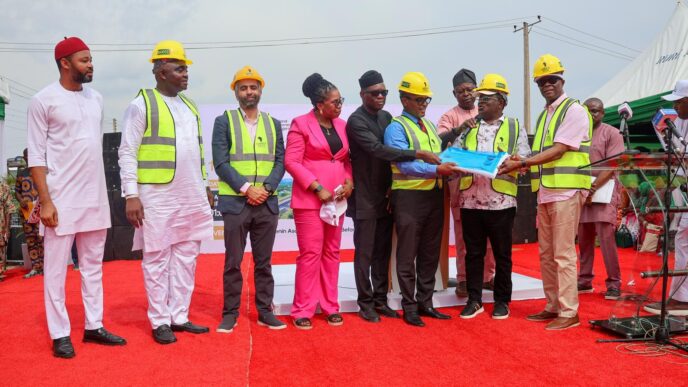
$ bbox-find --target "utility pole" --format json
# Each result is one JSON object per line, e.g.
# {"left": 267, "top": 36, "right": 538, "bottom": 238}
{"left": 514, "top": 16, "right": 541, "bottom": 135}
{"left": 112, "top": 118, "right": 117, "bottom": 133}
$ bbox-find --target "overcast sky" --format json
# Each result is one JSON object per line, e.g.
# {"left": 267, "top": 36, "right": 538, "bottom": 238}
{"left": 0, "top": 0, "right": 681, "bottom": 159}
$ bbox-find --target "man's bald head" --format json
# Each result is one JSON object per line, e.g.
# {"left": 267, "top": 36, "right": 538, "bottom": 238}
{"left": 584, "top": 97, "right": 605, "bottom": 129}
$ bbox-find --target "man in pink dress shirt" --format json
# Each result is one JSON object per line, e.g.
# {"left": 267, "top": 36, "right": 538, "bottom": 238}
{"left": 437, "top": 69, "right": 495, "bottom": 297}
{"left": 577, "top": 98, "right": 624, "bottom": 300}
{"left": 499, "top": 54, "right": 591, "bottom": 331}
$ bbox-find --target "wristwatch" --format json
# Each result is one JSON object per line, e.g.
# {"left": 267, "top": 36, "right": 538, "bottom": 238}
{"left": 264, "top": 183, "right": 274, "bottom": 195}
{"left": 314, "top": 184, "right": 323, "bottom": 193}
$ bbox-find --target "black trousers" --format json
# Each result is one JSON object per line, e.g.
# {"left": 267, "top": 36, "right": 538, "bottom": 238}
{"left": 352, "top": 215, "right": 393, "bottom": 311}
{"left": 460, "top": 207, "right": 515, "bottom": 304}
{"left": 391, "top": 188, "right": 444, "bottom": 312}
{"left": 222, "top": 204, "right": 278, "bottom": 317}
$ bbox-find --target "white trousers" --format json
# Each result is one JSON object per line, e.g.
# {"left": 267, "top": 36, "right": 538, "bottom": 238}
{"left": 43, "top": 228, "right": 107, "bottom": 339}
{"left": 142, "top": 240, "right": 200, "bottom": 329}
{"left": 671, "top": 216, "right": 688, "bottom": 302}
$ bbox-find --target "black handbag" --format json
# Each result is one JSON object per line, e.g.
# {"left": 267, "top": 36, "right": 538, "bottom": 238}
{"left": 615, "top": 224, "right": 635, "bottom": 248}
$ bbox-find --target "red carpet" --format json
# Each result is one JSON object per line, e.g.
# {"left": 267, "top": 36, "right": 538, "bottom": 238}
{"left": 0, "top": 244, "right": 686, "bottom": 386}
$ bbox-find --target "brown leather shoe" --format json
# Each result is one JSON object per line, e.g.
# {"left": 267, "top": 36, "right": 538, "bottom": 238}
{"left": 525, "top": 310, "right": 558, "bottom": 321}
{"left": 545, "top": 315, "right": 580, "bottom": 330}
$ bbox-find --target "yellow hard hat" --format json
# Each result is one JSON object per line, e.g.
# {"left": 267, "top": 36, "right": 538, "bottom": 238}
{"left": 474, "top": 73, "right": 510, "bottom": 95}
{"left": 533, "top": 54, "right": 564, "bottom": 79}
{"left": 149, "top": 40, "right": 193, "bottom": 65}
{"left": 398, "top": 72, "right": 433, "bottom": 97}
{"left": 230, "top": 66, "right": 265, "bottom": 90}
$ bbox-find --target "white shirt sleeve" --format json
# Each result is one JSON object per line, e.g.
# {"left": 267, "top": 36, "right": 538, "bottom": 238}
{"left": 118, "top": 97, "right": 146, "bottom": 196}
{"left": 26, "top": 96, "right": 48, "bottom": 168}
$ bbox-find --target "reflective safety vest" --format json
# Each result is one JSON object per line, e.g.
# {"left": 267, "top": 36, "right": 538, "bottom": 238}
{"left": 459, "top": 118, "right": 519, "bottom": 197}
{"left": 137, "top": 88, "right": 207, "bottom": 184}
{"left": 217, "top": 110, "right": 277, "bottom": 196}
{"left": 390, "top": 115, "right": 443, "bottom": 190}
{"left": 530, "top": 98, "right": 592, "bottom": 192}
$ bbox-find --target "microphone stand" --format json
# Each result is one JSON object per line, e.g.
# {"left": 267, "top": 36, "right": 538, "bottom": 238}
{"left": 619, "top": 115, "right": 639, "bottom": 154}
{"left": 654, "top": 127, "right": 687, "bottom": 351}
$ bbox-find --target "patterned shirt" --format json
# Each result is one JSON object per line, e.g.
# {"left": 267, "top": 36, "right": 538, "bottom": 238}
{"left": 0, "top": 180, "right": 17, "bottom": 243}
{"left": 459, "top": 116, "right": 531, "bottom": 210}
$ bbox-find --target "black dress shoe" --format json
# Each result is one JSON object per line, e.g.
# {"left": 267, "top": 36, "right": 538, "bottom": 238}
{"left": 403, "top": 311, "right": 425, "bottom": 327}
{"left": 153, "top": 324, "right": 177, "bottom": 344}
{"left": 418, "top": 307, "right": 451, "bottom": 320}
{"left": 375, "top": 305, "right": 400, "bottom": 318}
{"left": 83, "top": 327, "right": 127, "bottom": 345}
{"left": 53, "top": 336, "right": 75, "bottom": 359}
{"left": 171, "top": 321, "right": 210, "bottom": 334}
{"left": 358, "top": 309, "right": 381, "bottom": 323}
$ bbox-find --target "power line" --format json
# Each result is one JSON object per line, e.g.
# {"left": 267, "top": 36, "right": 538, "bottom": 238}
{"left": 542, "top": 16, "right": 641, "bottom": 54}
{"left": 4, "top": 76, "right": 39, "bottom": 93}
{"left": 0, "top": 16, "right": 536, "bottom": 48}
{"left": 531, "top": 30, "right": 633, "bottom": 61}
{"left": 537, "top": 26, "right": 635, "bottom": 60}
{"left": 0, "top": 20, "right": 530, "bottom": 53}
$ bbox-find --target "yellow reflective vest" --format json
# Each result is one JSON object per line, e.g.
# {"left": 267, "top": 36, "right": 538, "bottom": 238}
{"left": 137, "top": 88, "right": 207, "bottom": 184}
{"left": 217, "top": 110, "right": 277, "bottom": 196}
{"left": 530, "top": 97, "right": 592, "bottom": 192}
{"left": 459, "top": 117, "right": 519, "bottom": 197}
{"left": 390, "top": 115, "right": 443, "bottom": 190}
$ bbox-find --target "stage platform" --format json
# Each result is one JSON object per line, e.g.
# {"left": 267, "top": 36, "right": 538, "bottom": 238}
{"left": 272, "top": 257, "right": 545, "bottom": 315}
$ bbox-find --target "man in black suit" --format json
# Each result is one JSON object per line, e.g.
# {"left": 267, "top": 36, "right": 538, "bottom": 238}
{"left": 346, "top": 70, "right": 440, "bottom": 322}
{"left": 212, "top": 66, "right": 285, "bottom": 332}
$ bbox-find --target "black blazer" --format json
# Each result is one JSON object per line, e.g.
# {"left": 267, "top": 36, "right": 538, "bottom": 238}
{"left": 211, "top": 111, "right": 285, "bottom": 215}
{"left": 345, "top": 106, "right": 416, "bottom": 220}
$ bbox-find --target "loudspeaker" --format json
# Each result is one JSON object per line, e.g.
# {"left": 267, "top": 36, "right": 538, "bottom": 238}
{"left": 6, "top": 222, "right": 25, "bottom": 264}
{"left": 103, "top": 132, "right": 122, "bottom": 152}
{"left": 105, "top": 170, "right": 121, "bottom": 191}
{"left": 109, "top": 190, "right": 129, "bottom": 227}
{"left": 513, "top": 183, "right": 537, "bottom": 244}
{"left": 103, "top": 150, "right": 119, "bottom": 171}
{"left": 103, "top": 226, "right": 141, "bottom": 261}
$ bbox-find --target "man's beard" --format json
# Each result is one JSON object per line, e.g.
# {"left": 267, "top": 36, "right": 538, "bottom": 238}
{"left": 239, "top": 96, "right": 260, "bottom": 109}
{"left": 73, "top": 71, "right": 93, "bottom": 84}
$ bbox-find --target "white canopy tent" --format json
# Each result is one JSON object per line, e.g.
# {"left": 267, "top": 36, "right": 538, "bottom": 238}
{"left": 593, "top": 1, "right": 688, "bottom": 125}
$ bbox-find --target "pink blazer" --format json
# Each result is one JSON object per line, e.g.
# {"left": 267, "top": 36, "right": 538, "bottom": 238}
{"left": 285, "top": 110, "right": 352, "bottom": 210}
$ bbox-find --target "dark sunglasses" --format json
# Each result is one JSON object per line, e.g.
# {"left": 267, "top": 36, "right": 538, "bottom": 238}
{"left": 536, "top": 76, "right": 561, "bottom": 87}
{"left": 365, "top": 89, "right": 389, "bottom": 97}
{"left": 404, "top": 96, "right": 432, "bottom": 105}
{"left": 478, "top": 95, "right": 498, "bottom": 103}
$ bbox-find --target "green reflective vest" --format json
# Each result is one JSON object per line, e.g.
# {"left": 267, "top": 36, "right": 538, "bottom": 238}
{"left": 390, "top": 115, "right": 442, "bottom": 191}
{"left": 137, "top": 88, "right": 207, "bottom": 184}
{"left": 530, "top": 97, "right": 592, "bottom": 192}
{"left": 460, "top": 117, "right": 519, "bottom": 197}
{"left": 217, "top": 110, "right": 277, "bottom": 196}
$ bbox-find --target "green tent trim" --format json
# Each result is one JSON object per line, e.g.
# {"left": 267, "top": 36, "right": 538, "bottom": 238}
{"left": 603, "top": 91, "right": 673, "bottom": 127}
{"left": 0, "top": 100, "right": 5, "bottom": 120}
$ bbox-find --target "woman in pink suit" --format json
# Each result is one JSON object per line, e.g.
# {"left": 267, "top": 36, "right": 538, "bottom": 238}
{"left": 285, "top": 73, "right": 353, "bottom": 329}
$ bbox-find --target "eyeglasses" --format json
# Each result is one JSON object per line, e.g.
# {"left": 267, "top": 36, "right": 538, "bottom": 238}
{"left": 478, "top": 95, "right": 498, "bottom": 103}
{"left": 404, "top": 96, "right": 432, "bottom": 105}
{"left": 536, "top": 76, "right": 561, "bottom": 87}
{"left": 326, "top": 97, "right": 345, "bottom": 107}
{"left": 365, "top": 89, "right": 389, "bottom": 97}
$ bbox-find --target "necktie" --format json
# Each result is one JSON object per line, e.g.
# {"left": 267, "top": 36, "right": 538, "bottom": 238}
{"left": 418, "top": 118, "right": 427, "bottom": 133}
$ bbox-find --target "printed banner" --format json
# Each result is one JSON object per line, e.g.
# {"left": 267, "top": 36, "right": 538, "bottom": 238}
{"left": 199, "top": 103, "right": 451, "bottom": 253}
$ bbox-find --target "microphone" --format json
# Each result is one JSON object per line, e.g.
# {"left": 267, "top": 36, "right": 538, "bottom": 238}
{"left": 617, "top": 102, "right": 633, "bottom": 120}
{"left": 652, "top": 108, "right": 687, "bottom": 146}
{"left": 458, "top": 115, "right": 481, "bottom": 147}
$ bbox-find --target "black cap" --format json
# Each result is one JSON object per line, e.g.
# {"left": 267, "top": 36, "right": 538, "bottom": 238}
{"left": 358, "top": 70, "right": 384, "bottom": 89}
{"left": 452, "top": 69, "right": 476, "bottom": 87}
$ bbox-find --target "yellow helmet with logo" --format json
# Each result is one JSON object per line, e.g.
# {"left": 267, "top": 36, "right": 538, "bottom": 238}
{"left": 230, "top": 65, "right": 265, "bottom": 90}
{"left": 474, "top": 73, "right": 510, "bottom": 95}
{"left": 149, "top": 40, "right": 193, "bottom": 65}
{"left": 533, "top": 54, "right": 564, "bottom": 79}
{"left": 398, "top": 72, "right": 433, "bottom": 97}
